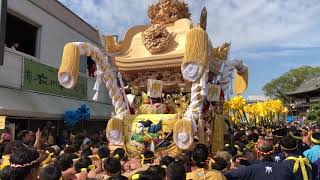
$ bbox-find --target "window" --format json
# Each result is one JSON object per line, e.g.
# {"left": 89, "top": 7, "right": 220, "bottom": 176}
{"left": 87, "top": 57, "right": 96, "bottom": 78}
{"left": 5, "top": 12, "right": 38, "bottom": 56}
{"left": 0, "top": 0, "right": 7, "bottom": 66}
{"left": 79, "top": 56, "right": 96, "bottom": 78}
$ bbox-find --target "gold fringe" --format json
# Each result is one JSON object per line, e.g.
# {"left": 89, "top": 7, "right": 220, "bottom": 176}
{"left": 173, "top": 119, "right": 193, "bottom": 150}
{"left": 183, "top": 27, "right": 208, "bottom": 68}
{"left": 126, "top": 143, "right": 143, "bottom": 158}
{"left": 155, "top": 144, "right": 182, "bottom": 158}
{"left": 58, "top": 43, "right": 80, "bottom": 89}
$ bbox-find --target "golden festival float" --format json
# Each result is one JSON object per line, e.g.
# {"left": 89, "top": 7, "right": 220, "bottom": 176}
{"left": 57, "top": 0, "right": 249, "bottom": 157}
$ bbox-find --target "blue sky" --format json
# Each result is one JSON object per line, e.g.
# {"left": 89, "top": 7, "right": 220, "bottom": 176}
{"left": 59, "top": 0, "right": 320, "bottom": 96}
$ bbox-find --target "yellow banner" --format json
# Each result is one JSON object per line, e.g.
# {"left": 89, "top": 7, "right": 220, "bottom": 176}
{"left": 207, "top": 84, "right": 221, "bottom": 101}
{"left": 0, "top": 116, "right": 6, "bottom": 129}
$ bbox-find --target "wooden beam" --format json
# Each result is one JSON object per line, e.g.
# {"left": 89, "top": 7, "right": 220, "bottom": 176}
{"left": 200, "top": 7, "right": 207, "bottom": 30}
{"left": 0, "top": 0, "right": 7, "bottom": 66}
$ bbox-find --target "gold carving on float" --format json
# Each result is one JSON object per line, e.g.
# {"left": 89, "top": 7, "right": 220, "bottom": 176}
{"left": 141, "top": 92, "right": 150, "bottom": 104}
{"left": 134, "top": 92, "right": 190, "bottom": 115}
{"left": 138, "top": 104, "right": 167, "bottom": 114}
{"left": 163, "top": 94, "right": 176, "bottom": 114}
{"left": 147, "top": 0, "right": 191, "bottom": 24}
{"left": 103, "top": 35, "right": 123, "bottom": 53}
{"left": 142, "top": 24, "right": 171, "bottom": 53}
{"left": 212, "top": 42, "right": 231, "bottom": 61}
{"left": 130, "top": 70, "right": 187, "bottom": 92}
{"left": 174, "top": 94, "right": 189, "bottom": 116}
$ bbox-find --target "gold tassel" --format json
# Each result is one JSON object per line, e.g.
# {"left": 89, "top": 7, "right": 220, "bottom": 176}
{"left": 173, "top": 119, "right": 194, "bottom": 150}
{"left": 183, "top": 27, "right": 208, "bottom": 69}
{"left": 58, "top": 43, "right": 80, "bottom": 89}
{"left": 106, "top": 118, "right": 124, "bottom": 145}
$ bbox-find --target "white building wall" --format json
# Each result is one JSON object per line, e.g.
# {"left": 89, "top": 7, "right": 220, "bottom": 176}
{"left": 7, "top": 0, "right": 98, "bottom": 68}
{"left": 0, "top": 48, "right": 23, "bottom": 88}
{"left": 0, "top": 0, "right": 113, "bottom": 119}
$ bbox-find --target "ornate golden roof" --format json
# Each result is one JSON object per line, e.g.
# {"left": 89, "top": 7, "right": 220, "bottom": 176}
{"left": 112, "top": 18, "right": 193, "bottom": 73}
{"left": 102, "top": 0, "right": 231, "bottom": 92}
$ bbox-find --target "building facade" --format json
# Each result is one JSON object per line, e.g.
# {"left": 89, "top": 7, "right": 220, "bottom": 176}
{"left": 246, "top": 95, "right": 270, "bottom": 104}
{"left": 286, "top": 76, "right": 320, "bottom": 119}
{"left": 0, "top": 0, "right": 112, "bottom": 135}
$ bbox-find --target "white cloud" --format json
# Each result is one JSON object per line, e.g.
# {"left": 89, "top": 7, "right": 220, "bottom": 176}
{"left": 59, "top": 0, "right": 320, "bottom": 52}
{"left": 278, "top": 61, "right": 320, "bottom": 69}
{"left": 233, "top": 49, "right": 304, "bottom": 60}
{"left": 59, "top": 0, "right": 154, "bottom": 37}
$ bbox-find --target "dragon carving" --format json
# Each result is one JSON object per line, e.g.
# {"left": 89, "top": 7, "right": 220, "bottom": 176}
{"left": 147, "top": 0, "right": 191, "bottom": 24}
{"left": 103, "top": 35, "right": 123, "bottom": 53}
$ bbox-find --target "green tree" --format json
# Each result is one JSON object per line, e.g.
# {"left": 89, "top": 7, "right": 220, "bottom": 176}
{"left": 307, "top": 102, "right": 320, "bottom": 123}
{"left": 262, "top": 66, "right": 320, "bottom": 102}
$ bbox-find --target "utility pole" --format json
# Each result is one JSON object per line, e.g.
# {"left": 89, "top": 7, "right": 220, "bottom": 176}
{"left": 0, "top": 0, "right": 7, "bottom": 66}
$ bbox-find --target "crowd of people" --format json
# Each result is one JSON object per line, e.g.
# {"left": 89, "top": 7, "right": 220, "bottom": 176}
{"left": 0, "top": 122, "right": 320, "bottom": 180}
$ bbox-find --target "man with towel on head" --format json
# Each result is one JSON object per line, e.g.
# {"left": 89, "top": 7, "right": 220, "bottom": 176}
{"left": 225, "top": 139, "right": 292, "bottom": 180}
{"left": 303, "top": 132, "right": 320, "bottom": 163}
{"left": 280, "top": 135, "right": 316, "bottom": 180}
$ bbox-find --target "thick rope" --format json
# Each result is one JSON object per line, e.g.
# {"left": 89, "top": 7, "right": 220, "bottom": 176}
{"left": 72, "top": 42, "right": 128, "bottom": 116}
{"left": 184, "top": 71, "right": 208, "bottom": 119}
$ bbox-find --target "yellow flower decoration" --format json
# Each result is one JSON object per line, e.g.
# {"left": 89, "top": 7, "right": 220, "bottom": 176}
{"left": 282, "top": 107, "right": 289, "bottom": 113}
{"left": 229, "top": 96, "right": 246, "bottom": 111}
{"left": 269, "top": 99, "right": 283, "bottom": 114}
{"left": 223, "top": 101, "right": 230, "bottom": 114}
{"left": 227, "top": 97, "right": 288, "bottom": 125}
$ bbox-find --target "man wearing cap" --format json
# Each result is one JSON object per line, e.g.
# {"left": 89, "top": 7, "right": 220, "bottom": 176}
{"left": 280, "top": 135, "right": 316, "bottom": 180}
{"left": 303, "top": 132, "right": 320, "bottom": 163}
{"left": 15, "top": 129, "right": 41, "bottom": 148}
{"left": 271, "top": 128, "right": 287, "bottom": 163}
{"left": 225, "top": 139, "right": 292, "bottom": 180}
{"left": 290, "top": 129, "right": 310, "bottom": 154}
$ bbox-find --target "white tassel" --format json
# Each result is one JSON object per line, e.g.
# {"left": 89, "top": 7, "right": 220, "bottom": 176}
{"left": 92, "top": 68, "right": 103, "bottom": 101}
{"left": 93, "top": 91, "right": 99, "bottom": 101}
{"left": 118, "top": 72, "right": 130, "bottom": 112}
{"left": 150, "top": 141, "right": 155, "bottom": 152}
{"left": 93, "top": 68, "right": 103, "bottom": 91}
{"left": 93, "top": 78, "right": 101, "bottom": 91}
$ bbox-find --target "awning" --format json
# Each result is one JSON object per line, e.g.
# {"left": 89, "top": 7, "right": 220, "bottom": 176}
{"left": 0, "top": 87, "right": 113, "bottom": 120}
